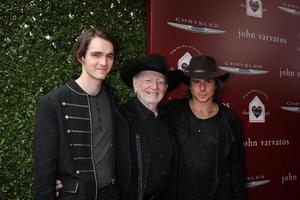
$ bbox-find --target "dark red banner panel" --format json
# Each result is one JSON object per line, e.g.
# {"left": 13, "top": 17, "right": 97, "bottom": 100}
{"left": 148, "top": 0, "right": 300, "bottom": 199}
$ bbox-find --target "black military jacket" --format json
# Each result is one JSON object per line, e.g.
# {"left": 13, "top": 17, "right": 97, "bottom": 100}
{"left": 33, "top": 78, "right": 119, "bottom": 200}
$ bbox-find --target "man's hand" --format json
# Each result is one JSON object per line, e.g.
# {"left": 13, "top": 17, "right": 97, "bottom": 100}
{"left": 56, "top": 179, "right": 63, "bottom": 197}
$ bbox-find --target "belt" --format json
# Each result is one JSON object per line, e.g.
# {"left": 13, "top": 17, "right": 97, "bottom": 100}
{"left": 99, "top": 178, "right": 116, "bottom": 189}
{"left": 144, "top": 193, "right": 161, "bottom": 200}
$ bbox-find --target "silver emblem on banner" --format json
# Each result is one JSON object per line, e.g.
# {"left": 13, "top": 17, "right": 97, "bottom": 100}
{"left": 246, "top": 180, "right": 271, "bottom": 188}
{"left": 218, "top": 66, "right": 268, "bottom": 75}
{"left": 281, "top": 106, "right": 300, "bottom": 113}
{"left": 278, "top": 6, "right": 300, "bottom": 16}
{"left": 167, "top": 22, "right": 226, "bottom": 34}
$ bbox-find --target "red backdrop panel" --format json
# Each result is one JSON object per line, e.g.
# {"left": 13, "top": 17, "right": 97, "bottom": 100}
{"left": 147, "top": 0, "right": 300, "bottom": 199}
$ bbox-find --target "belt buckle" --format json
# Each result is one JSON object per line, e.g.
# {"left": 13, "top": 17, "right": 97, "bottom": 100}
{"left": 150, "top": 194, "right": 159, "bottom": 200}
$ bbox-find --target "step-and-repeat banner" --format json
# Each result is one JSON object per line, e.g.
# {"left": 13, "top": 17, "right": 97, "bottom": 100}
{"left": 147, "top": 0, "right": 300, "bottom": 199}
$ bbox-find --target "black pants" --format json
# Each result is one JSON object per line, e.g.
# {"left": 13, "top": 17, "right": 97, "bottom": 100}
{"left": 97, "top": 184, "right": 120, "bottom": 200}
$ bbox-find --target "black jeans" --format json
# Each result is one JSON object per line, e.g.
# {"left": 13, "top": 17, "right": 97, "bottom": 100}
{"left": 97, "top": 184, "right": 120, "bottom": 200}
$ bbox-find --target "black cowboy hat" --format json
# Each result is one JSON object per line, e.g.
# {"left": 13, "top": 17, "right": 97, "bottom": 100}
{"left": 184, "top": 55, "right": 229, "bottom": 82}
{"left": 120, "top": 53, "right": 183, "bottom": 90}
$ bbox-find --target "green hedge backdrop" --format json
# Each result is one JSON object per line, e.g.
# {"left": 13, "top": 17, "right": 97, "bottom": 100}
{"left": 0, "top": 0, "right": 146, "bottom": 199}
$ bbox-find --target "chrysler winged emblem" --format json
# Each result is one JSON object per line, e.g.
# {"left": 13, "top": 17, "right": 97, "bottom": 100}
{"left": 246, "top": 180, "right": 271, "bottom": 188}
{"left": 278, "top": 6, "right": 300, "bottom": 16}
{"left": 218, "top": 66, "right": 268, "bottom": 75}
{"left": 281, "top": 106, "right": 300, "bottom": 113}
{"left": 167, "top": 22, "right": 226, "bottom": 34}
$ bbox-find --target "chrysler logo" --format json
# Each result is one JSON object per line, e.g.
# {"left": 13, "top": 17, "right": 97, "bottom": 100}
{"left": 281, "top": 106, "right": 300, "bottom": 113}
{"left": 278, "top": 6, "right": 300, "bottom": 16}
{"left": 167, "top": 22, "right": 226, "bottom": 34}
{"left": 218, "top": 66, "right": 268, "bottom": 75}
{"left": 246, "top": 180, "right": 271, "bottom": 188}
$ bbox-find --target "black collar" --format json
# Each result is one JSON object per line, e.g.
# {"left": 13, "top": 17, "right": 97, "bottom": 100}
{"left": 133, "top": 96, "right": 158, "bottom": 120}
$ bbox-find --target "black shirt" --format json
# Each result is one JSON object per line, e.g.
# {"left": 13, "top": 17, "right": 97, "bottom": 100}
{"left": 134, "top": 97, "right": 173, "bottom": 195}
{"left": 90, "top": 86, "right": 115, "bottom": 188}
{"left": 178, "top": 105, "right": 222, "bottom": 200}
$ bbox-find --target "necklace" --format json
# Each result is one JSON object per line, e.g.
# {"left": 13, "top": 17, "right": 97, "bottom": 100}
{"left": 189, "top": 100, "right": 219, "bottom": 119}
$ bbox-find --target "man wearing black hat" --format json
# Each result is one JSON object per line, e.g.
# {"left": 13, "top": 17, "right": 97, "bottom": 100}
{"left": 118, "top": 54, "right": 183, "bottom": 200}
{"left": 165, "top": 55, "right": 245, "bottom": 200}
